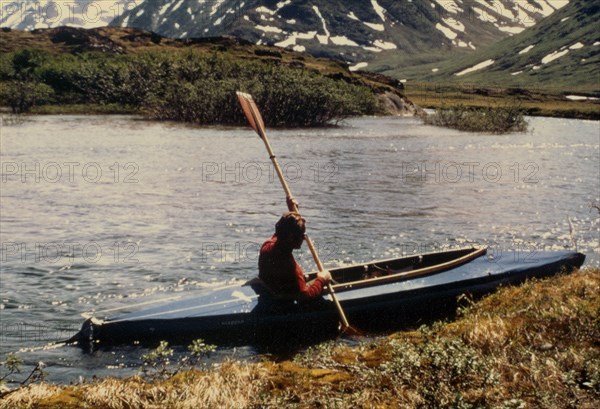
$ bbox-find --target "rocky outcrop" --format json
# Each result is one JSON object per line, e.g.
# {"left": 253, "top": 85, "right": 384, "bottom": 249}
{"left": 46, "top": 26, "right": 124, "bottom": 53}
{"left": 378, "top": 91, "right": 424, "bottom": 116}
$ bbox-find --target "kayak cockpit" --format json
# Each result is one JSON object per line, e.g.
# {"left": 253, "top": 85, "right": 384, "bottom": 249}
{"left": 308, "top": 246, "right": 488, "bottom": 292}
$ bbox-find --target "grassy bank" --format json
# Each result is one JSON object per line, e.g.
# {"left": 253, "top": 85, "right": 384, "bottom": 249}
{"left": 405, "top": 82, "right": 600, "bottom": 120}
{"left": 2, "top": 267, "right": 598, "bottom": 409}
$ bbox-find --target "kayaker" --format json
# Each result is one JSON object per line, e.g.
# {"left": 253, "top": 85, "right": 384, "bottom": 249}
{"left": 258, "top": 197, "right": 332, "bottom": 300}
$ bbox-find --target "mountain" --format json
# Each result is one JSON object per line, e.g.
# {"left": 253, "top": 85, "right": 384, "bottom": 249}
{"left": 102, "top": 0, "right": 566, "bottom": 69}
{"left": 390, "top": 0, "right": 599, "bottom": 91}
{"left": 1, "top": 1, "right": 569, "bottom": 72}
{"left": 3, "top": 1, "right": 588, "bottom": 90}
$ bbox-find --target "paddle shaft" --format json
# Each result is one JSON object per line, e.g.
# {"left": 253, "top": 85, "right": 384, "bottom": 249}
{"left": 263, "top": 140, "right": 350, "bottom": 330}
{"left": 237, "top": 92, "right": 351, "bottom": 330}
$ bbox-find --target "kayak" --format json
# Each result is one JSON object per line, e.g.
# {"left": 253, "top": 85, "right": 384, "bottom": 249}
{"left": 72, "top": 247, "right": 585, "bottom": 349}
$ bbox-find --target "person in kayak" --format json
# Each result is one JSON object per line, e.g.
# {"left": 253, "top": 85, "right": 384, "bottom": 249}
{"left": 258, "top": 197, "right": 332, "bottom": 300}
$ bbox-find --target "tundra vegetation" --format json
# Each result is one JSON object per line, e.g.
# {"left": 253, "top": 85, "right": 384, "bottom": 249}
{"left": 0, "top": 48, "right": 378, "bottom": 127}
{"left": 423, "top": 103, "right": 529, "bottom": 133}
{"left": 1, "top": 267, "right": 598, "bottom": 408}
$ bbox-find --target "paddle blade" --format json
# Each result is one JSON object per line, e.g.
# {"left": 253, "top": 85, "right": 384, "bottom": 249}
{"left": 341, "top": 325, "right": 364, "bottom": 337}
{"left": 236, "top": 91, "right": 266, "bottom": 139}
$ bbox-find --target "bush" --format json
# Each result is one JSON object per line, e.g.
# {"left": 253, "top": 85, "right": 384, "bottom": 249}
{"left": 424, "top": 104, "right": 528, "bottom": 133}
{"left": 143, "top": 53, "right": 378, "bottom": 126}
{"left": 0, "top": 49, "right": 379, "bottom": 126}
{"left": 0, "top": 81, "right": 54, "bottom": 113}
{"left": 381, "top": 334, "right": 498, "bottom": 408}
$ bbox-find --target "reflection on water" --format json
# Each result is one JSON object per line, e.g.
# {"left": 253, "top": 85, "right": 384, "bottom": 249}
{"left": 1, "top": 115, "right": 598, "bottom": 383}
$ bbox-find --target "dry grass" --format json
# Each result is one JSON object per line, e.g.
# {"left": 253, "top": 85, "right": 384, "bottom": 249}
{"left": 1, "top": 360, "right": 266, "bottom": 409}
{"left": 2, "top": 268, "right": 598, "bottom": 409}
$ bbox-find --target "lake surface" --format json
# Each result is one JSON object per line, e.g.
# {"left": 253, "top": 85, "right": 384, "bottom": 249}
{"left": 1, "top": 114, "right": 598, "bottom": 384}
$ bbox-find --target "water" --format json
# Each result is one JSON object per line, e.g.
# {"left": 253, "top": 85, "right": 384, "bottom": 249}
{"left": 1, "top": 115, "right": 598, "bottom": 384}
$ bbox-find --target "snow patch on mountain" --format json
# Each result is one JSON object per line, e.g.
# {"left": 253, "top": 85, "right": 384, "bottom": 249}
{"left": 455, "top": 59, "right": 495, "bottom": 76}
{"left": 473, "top": 7, "right": 497, "bottom": 24}
{"left": 171, "top": 0, "right": 185, "bottom": 13}
{"left": 312, "top": 6, "right": 330, "bottom": 44}
{"left": 497, "top": 25, "right": 525, "bottom": 35}
{"left": 371, "top": 0, "right": 386, "bottom": 22}
{"left": 534, "top": 0, "right": 557, "bottom": 16}
{"left": 442, "top": 18, "right": 465, "bottom": 33}
{"left": 331, "top": 36, "right": 359, "bottom": 47}
{"left": 436, "top": 0, "right": 461, "bottom": 14}
{"left": 275, "top": 31, "right": 317, "bottom": 48}
{"left": 436, "top": 23, "right": 457, "bottom": 40}
{"left": 256, "top": 6, "right": 274, "bottom": 15}
{"left": 159, "top": 3, "right": 171, "bottom": 16}
{"left": 518, "top": 44, "right": 535, "bottom": 54}
{"left": 210, "top": 0, "right": 225, "bottom": 16}
{"left": 565, "top": 95, "right": 599, "bottom": 101}
{"left": 349, "top": 62, "right": 368, "bottom": 71}
{"left": 373, "top": 40, "right": 397, "bottom": 50}
{"left": 541, "top": 49, "right": 569, "bottom": 64}
{"left": 364, "top": 22, "right": 385, "bottom": 31}
{"left": 515, "top": 4, "right": 537, "bottom": 27}
{"left": 256, "top": 25, "right": 282, "bottom": 33}
{"left": 347, "top": 12, "right": 359, "bottom": 21}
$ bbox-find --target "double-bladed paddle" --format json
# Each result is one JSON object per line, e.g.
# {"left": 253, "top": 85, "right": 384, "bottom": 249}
{"left": 236, "top": 91, "right": 359, "bottom": 336}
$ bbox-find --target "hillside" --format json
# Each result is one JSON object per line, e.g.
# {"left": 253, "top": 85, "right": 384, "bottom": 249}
{"left": 109, "top": 0, "right": 564, "bottom": 68}
{"left": 389, "top": 0, "right": 599, "bottom": 92}
{"left": 0, "top": 26, "right": 418, "bottom": 124}
{"left": 0, "top": 25, "right": 407, "bottom": 96}
{"left": 0, "top": 0, "right": 563, "bottom": 70}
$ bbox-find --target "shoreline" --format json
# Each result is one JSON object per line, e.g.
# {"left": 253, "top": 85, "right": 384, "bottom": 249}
{"left": 2, "top": 96, "right": 598, "bottom": 124}
{"left": 404, "top": 82, "right": 600, "bottom": 121}
{"left": 3, "top": 83, "right": 598, "bottom": 123}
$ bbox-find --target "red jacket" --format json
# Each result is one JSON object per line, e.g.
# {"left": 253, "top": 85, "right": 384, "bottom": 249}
{"left": 258, "top": 235, "right": 326, "bottom": 300}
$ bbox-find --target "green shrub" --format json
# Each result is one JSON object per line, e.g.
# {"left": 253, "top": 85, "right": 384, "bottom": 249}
{"left": 424, "top": 104, "right": 528, "bottom": 133}
{"left": 0, "top": 81, "right": 54, "bottom": 113}
{"left": 0, "top": 49, "right": 378, "bottom": 126}
{"left": 381, "top": 335, "right": 498, "bottom": 408}
{"left": 143, "top": 53, "right": 377, "bottom": 126}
